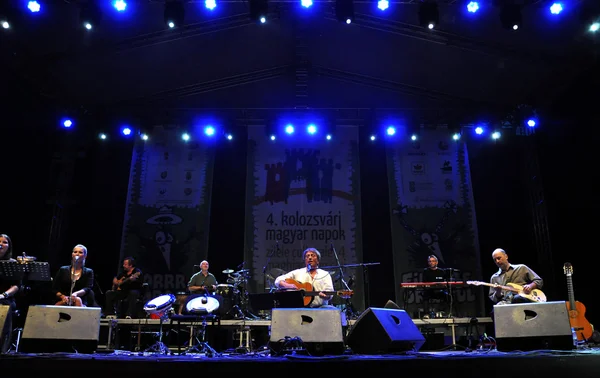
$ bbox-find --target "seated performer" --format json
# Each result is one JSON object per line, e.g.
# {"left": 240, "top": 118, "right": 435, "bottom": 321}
{"left": 104, "top": 256, "right": 143, "bottom": 319}
{"left": 52, "top": 244, "right": 96, "bottom": 307}
{"left": 274, "top": 247, "right": 334, "bottom": 308}
{"left": 0, "top": 234, "right": 20, "bottom": 354}
{"left": 489, "top": 248, "right": 543, "bottom": 305}
{"left": 421, "top": 255, "right": 448, "bottom": 316}
{"left": 188, "top": 260, "right": 218, "bottom": 295}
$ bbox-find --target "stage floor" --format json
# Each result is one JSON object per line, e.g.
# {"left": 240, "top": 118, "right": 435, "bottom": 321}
{"left": 1, "top": 347, "right": 599, "bottom": 376}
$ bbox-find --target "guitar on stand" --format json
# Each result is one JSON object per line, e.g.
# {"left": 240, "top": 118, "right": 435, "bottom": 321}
{"left": 563, "top": 263, "right": 593, "bottom": 342}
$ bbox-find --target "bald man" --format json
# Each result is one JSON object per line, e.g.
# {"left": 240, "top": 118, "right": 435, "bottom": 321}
{"left": 489, "top": 248, "right": 543, "bottom": 305}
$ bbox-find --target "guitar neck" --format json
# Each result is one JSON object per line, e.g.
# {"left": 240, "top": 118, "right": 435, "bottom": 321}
{"left": 302, "top": 291, "right": 340, "bottom": 297}
{"left": 471, "top": 281, "right": 520, "bottom": 293}
{"left": 566, "top": 275, "right": 577, "bottom": 310}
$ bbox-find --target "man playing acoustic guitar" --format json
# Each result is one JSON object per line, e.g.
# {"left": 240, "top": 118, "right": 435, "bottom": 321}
{"left": 104, "top": 256, "right": 143, "bottom": 319}
{"left": 274, "top": 247, "right": 335, "bottom": 308}
{"left": 489, "top": 248, "right": 543, "bottom": 305}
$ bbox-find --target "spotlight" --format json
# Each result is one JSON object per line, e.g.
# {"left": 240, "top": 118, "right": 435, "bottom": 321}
{"left": 418, "top": 1, "right": 439, "bottom": 29}
{"left": 249, "top": 0, "right": 268, "bottom": 23}
{"left": 80, "top": 1, "right": 102, "bottom": 30}
{"left": 579, "top": 1, "right": 600, "bottom": 33}
{"left": 164, "top": 0, "right": 185, "bottom": 28}
{"left": 500, "top": 3, "right": 522, "bottom": 31}
{"left": 27, "top": 1, "right": 41, "bottom": 13}
{"left": 335, "top": 0, "right": 354, "bottom": 24}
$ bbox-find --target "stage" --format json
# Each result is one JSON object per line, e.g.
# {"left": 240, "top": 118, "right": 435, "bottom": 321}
{"left": 3, "top": 307, "right": 598, "bottom": 376}
{"left": 1, "top": 347, "right": 599, "bottom": 376}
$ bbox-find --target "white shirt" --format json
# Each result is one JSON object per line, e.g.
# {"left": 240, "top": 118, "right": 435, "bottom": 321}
{"left": 274, "top": 267, "right": 334, "bottom": 307}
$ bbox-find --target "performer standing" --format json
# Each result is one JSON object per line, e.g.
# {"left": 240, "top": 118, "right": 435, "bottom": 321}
{"left": 0, "top": 234, "right": 19, "bottom": 354}
{"left": 52, "top": 244, "right": 95, "bottom": 307}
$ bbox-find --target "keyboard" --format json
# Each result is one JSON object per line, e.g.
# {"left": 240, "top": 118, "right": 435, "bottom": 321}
{"left": 400, "top": 281, "right": 466, "bottom": 288}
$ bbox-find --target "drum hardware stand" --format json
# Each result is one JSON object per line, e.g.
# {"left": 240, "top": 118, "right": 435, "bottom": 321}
{"left": 182, "top": 316, "right": 217, "bottom": 357}
{"left": 144, "top": 316, "right": 170, "bottom": 354}
{"left": 234, "top": 325, "right": 252, "bottom": 353}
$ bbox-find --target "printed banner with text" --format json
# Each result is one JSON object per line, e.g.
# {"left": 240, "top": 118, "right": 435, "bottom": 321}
{"left": 120, "top": 125, "right": 215, "bottom": 300}
{"left": 386, "top": 128, "right": 485, "bottom": 316}
{"left": 244, "top": 125, "right": 365, "bottom": 311}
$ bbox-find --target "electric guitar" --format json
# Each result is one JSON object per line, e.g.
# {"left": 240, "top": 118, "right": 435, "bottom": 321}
{"left": 113, "top": 271, "right": 140, "bottom": 291}
{"left": 563, "top": 263, "right": 593, "bottom": 341}
{"left": 466, "top": 280, "right": 547, "bottom": 303}
{"left": 281, "top": 278, "right": 354, "bottom": 307}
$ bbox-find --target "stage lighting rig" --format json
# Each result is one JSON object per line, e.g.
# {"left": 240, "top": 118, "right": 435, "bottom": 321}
{"left": 499, "top": 2, "right": 522, "bottom": 31}
{"left": 79, "top": 1, "right": 102, "bottom": 30}
{"left": 335, "top": 0, "right": 355, "bottom": 24}
{"left": 164, "top": 0, "right": 185, "bottom": 28}
{"left": 249, "top": 0, "right": 268, "bottom": 23}
{"left": 418, "top": 1, "right": 439, "bottom": 30}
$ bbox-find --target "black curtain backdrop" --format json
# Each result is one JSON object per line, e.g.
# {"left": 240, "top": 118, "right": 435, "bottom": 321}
{"left": 2, "top": 63, "right": 598, "bottom": 328}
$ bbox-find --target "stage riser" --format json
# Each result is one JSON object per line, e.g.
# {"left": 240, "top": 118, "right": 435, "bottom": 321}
{"left": 95, "top": 317, "right": 494, "bottom": 352}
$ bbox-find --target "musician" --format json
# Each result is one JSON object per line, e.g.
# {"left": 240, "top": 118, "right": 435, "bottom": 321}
{"left": 52, "top": 244, "right": 96, "bottom": 307}
{"left": 0, "top": 234, "right": 19, "bottom": 354}
{"left": 489, "top": 248, "right": 543, "bottom": 305}
{"left": 188, "top": 260, "right": 218, "bottom": 294}
{"left": 274, "top": 247, "right": 334, "bottom": 308}
{"left": 422, "top": 255, "right": 448, "bottom": 316}
{"left": 104, "top": 256, "right": 143, "bottom": 319}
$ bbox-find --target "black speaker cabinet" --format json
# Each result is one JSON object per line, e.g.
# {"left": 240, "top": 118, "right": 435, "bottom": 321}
{"left": 493, "top": 300, "right": 573, "bottom": 351}
{"left": 270, "top": 308, "right": 345, "bottom": 355}
{"left": 347, "top": 307, "right": 425, "bottom": 354}
{"left": 20, "top": 305, "right": 102, "bottom": 353}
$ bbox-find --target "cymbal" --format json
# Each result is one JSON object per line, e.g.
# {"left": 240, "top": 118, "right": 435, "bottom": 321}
{"left": 235, "top": 269, "right": 250, "bottom": 273}
{"left": 222, "top": 269, "right": 234, "bottom": 274}
{"left": 270, "top": 268, "right": 287, "bottom": 278}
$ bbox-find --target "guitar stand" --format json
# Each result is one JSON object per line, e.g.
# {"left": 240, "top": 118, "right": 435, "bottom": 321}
{"left": 182, "top": 316, "right": 217, "bottom": 357}
{"left": 144, "top": 317, "right": 170, "bottom": 355}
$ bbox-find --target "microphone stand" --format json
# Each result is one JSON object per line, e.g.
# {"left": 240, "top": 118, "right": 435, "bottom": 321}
{"left": 69, "top": 257, "right": 77, "bottom": 306}
{"left": 263, "top": 241, "right": 278, "bottom": 293}
{"left": 330, "top": 243, "right": 358, "bottom": 319}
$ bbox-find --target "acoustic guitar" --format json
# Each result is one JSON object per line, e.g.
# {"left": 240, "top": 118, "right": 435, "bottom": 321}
{"left": 563, "top": 263, "right": 593, "bottom": 341}
{"left": 466, "top": 280, "right": 547, "bottom": 303}
{"left": 282, "top": 278, "right": 353, "bottom": 307}
{"left": 113, "top": 271, "right": 140, "bottom": 291}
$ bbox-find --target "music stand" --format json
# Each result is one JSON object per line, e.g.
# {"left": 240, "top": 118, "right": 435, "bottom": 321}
{"left": 249, "top": 291, "right": 305, "bottom": 312}
{"left": 0, "top": 261, "right": 52, "bottom": 282}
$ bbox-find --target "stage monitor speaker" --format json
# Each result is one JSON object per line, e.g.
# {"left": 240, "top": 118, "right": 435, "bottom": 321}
{"left": 0, "top": 305, "right": 9, "bottom": 333}
{"left": 270, "top": 308, "right": 345, "bottom": 355}
{"left": 346, "top": 307, "right": 425, "bottom": 354}
{"left": 493, "top": 300, "right": 573, "bottom": 351}
{"left": 20, "top": 305, "right": 101, "bottom": 354}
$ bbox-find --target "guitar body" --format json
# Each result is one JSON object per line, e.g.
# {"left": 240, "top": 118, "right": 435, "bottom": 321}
{"left": 283, "top": 278, "right": 314, "bottom": 306}
{"left": 505, "top": 283, "right": 547, "bottom": 303}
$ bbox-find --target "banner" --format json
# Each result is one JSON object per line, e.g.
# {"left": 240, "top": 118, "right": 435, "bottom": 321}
{"left": 386, "top": 128, "right": 485, "bottom": 317}
{"left": 119, "top": 125, "right": 215, "bottom": 300}
{"left": 244, "top": 125, "right": 365, "bottom": 311}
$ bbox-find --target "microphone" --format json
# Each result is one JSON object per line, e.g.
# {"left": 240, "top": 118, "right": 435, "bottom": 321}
{"left": 307, "top": 264, "right": 312, "bottom": 272}
{"left": 202, "top": 291, "right": 208, "bottom": 304}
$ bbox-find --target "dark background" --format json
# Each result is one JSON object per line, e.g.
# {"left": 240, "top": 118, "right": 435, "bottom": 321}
{"left": 1, "top": 1, "right": 598, "bottom": 328}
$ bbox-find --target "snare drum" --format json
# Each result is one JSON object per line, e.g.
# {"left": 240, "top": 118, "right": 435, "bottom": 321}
{"left": 143, "top": 294, "right": 175, "bottom": 320}
{"left": 216, "top": 284, "right": 234, "bottom": 299}
{"left": 186, "top": 295, "right": 220, "bottom": 315}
